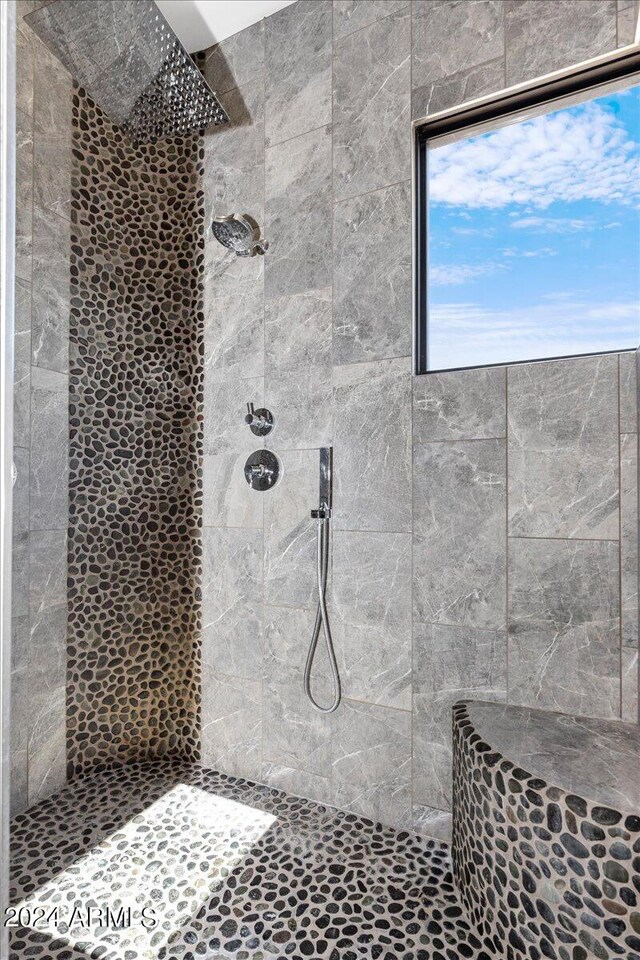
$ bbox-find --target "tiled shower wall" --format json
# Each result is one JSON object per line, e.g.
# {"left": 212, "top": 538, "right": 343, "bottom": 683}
{"left": 11, "top": 0, "right": 71, "bottom": 814}
{"left": 199, "top": 0, "right": 639, "bottom": 838}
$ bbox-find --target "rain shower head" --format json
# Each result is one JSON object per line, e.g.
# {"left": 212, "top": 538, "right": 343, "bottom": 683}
{"left": 25, "top": 0, "right": 229, "bottom": 145}
{"left": 211, "top": 215, "right": 268, "bottom": 257}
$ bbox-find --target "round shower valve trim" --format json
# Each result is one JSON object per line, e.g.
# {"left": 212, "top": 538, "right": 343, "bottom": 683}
{"left": 244, "top": 450, "right": 280, "bottom": 491}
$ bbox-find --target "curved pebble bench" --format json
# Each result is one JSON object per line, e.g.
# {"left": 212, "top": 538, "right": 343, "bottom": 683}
{"left": 452, "top": 700, "right": 640, "bottom": 960}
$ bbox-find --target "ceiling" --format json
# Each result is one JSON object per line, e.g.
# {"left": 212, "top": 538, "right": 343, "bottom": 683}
{"left": 156, "top": 0, "right": 296, "bottom": 52}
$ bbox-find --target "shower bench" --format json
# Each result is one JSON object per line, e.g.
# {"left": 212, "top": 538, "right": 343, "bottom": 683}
{"left": 452, "top": 699, "right": 640, "bottom": 960}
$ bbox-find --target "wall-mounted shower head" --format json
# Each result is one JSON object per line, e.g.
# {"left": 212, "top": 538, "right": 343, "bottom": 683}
{"left": 211, "top": 214, "right": 268, "bottom": 257}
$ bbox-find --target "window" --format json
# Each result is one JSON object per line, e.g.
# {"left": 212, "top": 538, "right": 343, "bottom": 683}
{"left": 415, "top": 53, "right": 640, "bottom": 374}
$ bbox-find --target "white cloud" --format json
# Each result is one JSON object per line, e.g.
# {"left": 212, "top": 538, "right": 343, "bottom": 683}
{"left": 502, "top": 246, "right": 557, "bottom": 258}
{"left": 452, "top": 226, "right": 496, "bottom": 237}
{"left": 429, "top": 262, "right": 506, "bottom": 285}
{"left": 510, "top": 216, "right": 595, "bottom": 233}
{"left": 429, "top": 100, "right": 640, "bottom": 209}
{"left": 428, "top": 297, "right": 639, "bottom": 368}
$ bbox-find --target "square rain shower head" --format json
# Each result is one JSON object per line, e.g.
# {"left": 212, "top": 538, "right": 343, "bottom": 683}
{"left": 25, "top": 0, "right": 229, "bottom": 145}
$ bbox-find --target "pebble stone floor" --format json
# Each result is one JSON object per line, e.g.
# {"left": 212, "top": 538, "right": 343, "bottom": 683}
{"left": 8, "top": 760, "right": 487, "bottom": 960}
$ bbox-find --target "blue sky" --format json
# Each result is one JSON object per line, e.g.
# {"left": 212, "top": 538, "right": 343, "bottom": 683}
{"left": 427, "top": 83, "right": 640, "bottom": 370}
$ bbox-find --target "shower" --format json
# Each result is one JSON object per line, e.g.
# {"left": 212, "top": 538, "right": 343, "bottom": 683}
{"left": 304, "top": 447, "right": 341, "bottom": 714}
{"left": 211, "top": 214, "right": 269, "bottom": 257}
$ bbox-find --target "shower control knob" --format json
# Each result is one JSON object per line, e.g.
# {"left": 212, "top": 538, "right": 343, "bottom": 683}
{"left": 244, "top": 450, "right": 280, "bottom": 491}
{"left": 245, "top": 402, "right": 274, "bottom": 436}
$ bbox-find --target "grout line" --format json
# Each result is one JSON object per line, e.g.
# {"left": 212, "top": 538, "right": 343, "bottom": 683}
{"left": 259, "top": 17, "right": 267, "bottom": 784}
{"left": 412, "top": 619, "right": 507, "bottom": 634}
{"left": 328, "top": 0, "right": 336, "bottom": 809}
{"left": 507, "top": 535, "right": 621, "bottom": 544}
{"left": 265, "top": 120, "right": 331, "bottom": 152}
{"left": 505, "top": 366, "right": 509, "bottom": 704}
{"left": 333, "top": 175, "right": 413, "bottom": 208}
{"left": 618, "top": 354, "right": 624, "bottom": 718}
{"left": 25, "top": 22, "right": 35, "bottom": 808}
{"left": 333, "top": 1, "right": 411, "bottom": 43}
{"left": 412, "top": 435, "right": 506, "bottom": 444}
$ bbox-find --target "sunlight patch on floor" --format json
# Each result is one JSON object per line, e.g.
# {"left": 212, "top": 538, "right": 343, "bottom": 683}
{"left": 13, "top": 783, "right": 277, "bottom": 959}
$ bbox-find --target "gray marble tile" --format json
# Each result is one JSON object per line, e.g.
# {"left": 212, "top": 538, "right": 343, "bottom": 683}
{"left": 621, "top": 648, "right": 638, "bottom": 722}
{"left": 413, "top": 439, "right": 506, "bottom": 629}
{"left": 264, "top": 449, "right": 317, "bottom": 607}
{"left": 265, "top": 368, "right": 333, "bottom": 450}
{"left": 332, "top": 530, "right": 411, "bottom": 709}
{"left": 508, "top": 537, "right": 620, "bottom": 719}
{"left": 412, "top": 57, "right": 504, "bottom": 120}
{"left": 333, "top": 8, "right": 410, "bottom": 202}
{"left": 202, "top": 453, "right": 263, "bottom": 530}
{"left": 621, "top": 433, "right": 638, "bottom": 650}
{"left": 12, "top": 444, "right": 30, "bottom": 536}
{"left": 202, "top": 81, "right": 263, "bottom": 227}
{"left": 333, "top": 0, "right": 407, "bottom": 39}
{"left": 16, "top": 5, "right": 34, "bottom": 118}
{"left": 202, "top": 527, "right": 263, "bottom": 680}
{"left": 263, "top": 605, "right": 332, "bottom": 778}
{"left": 203, "top": 375, "right": 264, "bottom": 457}
{"left": 204, "top": 20, "right": 264, "bottom": 95}
{"left": 412, "top": 804, "right": 452, "bottom": 844}
{"left": 332, "top": 699, "right": 411, "bottom": 828}
{"left": 13, "top": 360, "right": 31, "bottom": 449}
{"left": 10, "top": 664, "right": 29, "bottom": 817}
{"left": 413, "top": 366, "right": 506, "bottom": 442}
{"left": 15, "top": 274, "right": 31, "bottom": 366}
{"left": 617, "top": 0, "right": 640, "bottom": 45}
{"left": 261, "top": 761, "right": 332, "bottom": 807}
{"left": 11, "top": 614, "right": 29, "bottom": 674}
{"left": 265, "top": 0, "right": 332, "bottom": 147}
{"left": 33, "top": 44, "right": 71, "bottom": 219}
{"left": 619, "top": 351, "right": 637, "bottom": 434}
{"left": 200, "top": 668, "right": 262, "bottom": 780}
{"left": 12, "top": 532, "right": 29, "bottom": 621}
{"left": 265, "top": 288, "right": 332, "bottom": 377}
{"left": 265, "top": 125, "right": 332, "bottom": 299}
{"left": 29, "top": 528, "right": 67, "bottom": 687}
{"left": 505, "top": 0, "right": 617, "bottom": 86}
{"left": 334, "top": 358, "right": 412, "bottom": 533}
{"left": 30, "top": 366, "right": 68, "bottom": 530}
{"left": 31, "top": 205, "right": 69, "bottom": 373}
{"left": 28, "top": 681, "right": 66, "bottom": 805}
{"left": 507, "top": 355, "right": 619, "bottom": 540}
{"left": 413, "top": 1, "right": 504, "bottom": 85}
{"left": 15, "top": 107, "right": 33, "bottom": 283}
{"left": 333, "top": 180, "right": 411, "bottom": 364}
{"left": 204, "top": 257, "right": 264, "bottom": 382}
{"left": 11, "top": 447, "right": 30, "bottom": 620}
{"left": 413, "top": 622, "right": 506, "bottom": 810}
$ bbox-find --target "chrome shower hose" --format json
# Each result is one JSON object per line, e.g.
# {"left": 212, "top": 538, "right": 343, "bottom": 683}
{"left": 303, "top": 515, "right": 341, "bottom": 713}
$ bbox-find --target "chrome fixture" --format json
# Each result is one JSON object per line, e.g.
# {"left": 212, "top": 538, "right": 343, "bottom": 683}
{"left": 304, "top": 447, "right": 341, "bottom": 714}
{"left": 245, "top": 402, "right": 274, "bottom": 437}
{"left": 244, "top": 450, "right": 280, "bottom": 491}
{"left": 25, "top": 1, "right": 228, "bottom": 145}
{"left": 211, "top": 214, "right": 268, "bottom": 257}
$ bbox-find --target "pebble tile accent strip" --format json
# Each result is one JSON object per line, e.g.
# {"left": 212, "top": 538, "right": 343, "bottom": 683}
{"left": 9, "top": 759, "right": 488, "bottom": 959}
{"left": 452, "top": 701, "right": 640, "bottom": 960}
{"left": 67, "top": 86, "right": 204, "bottom": 779}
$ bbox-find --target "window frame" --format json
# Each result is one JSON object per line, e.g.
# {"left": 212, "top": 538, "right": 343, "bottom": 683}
{"left": 413, "top": 48, "right": 640, "bottom": 376}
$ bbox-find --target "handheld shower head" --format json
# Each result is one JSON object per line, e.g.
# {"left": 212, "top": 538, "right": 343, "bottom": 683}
{"left": 211, "top": 214, "right": 268, "bottom": 257}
